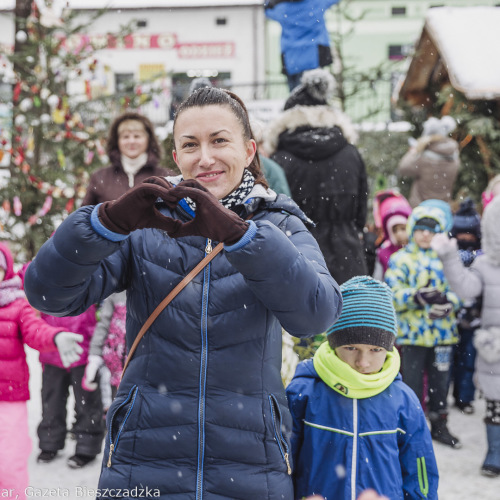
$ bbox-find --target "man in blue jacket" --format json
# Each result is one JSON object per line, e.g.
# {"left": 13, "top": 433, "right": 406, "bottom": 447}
{"left": 265, "top": 0, "right": 339, "bottom": 90}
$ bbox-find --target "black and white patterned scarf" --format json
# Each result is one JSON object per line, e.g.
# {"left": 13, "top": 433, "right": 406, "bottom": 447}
{"left": 184, "top": 169, "right": 255, "bottom": 212}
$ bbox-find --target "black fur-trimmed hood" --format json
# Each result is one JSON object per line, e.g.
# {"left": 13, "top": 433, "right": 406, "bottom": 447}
{"left": 263, "top": 105, "right": 358, "bottom": 156}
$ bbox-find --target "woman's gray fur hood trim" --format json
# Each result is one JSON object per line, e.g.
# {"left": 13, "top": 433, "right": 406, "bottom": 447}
{"left": 262, "top": 105, "right": 358, "bottom": 156}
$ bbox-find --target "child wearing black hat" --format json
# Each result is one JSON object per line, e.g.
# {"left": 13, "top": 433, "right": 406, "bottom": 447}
{"left": 449, "top": 198, "right": 482, "bottom": 414}
{"left": 286, "top": 276, "right": 438, "bottom": 500}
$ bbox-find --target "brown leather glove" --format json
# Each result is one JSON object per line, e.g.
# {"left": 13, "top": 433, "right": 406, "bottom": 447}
{"left": 143, "top": 176, "right": 174, "bottom": 190}
{"left": 160, "top": 179, "right": 249, "bottom": 244}
{"left": 98, "top": 180, "right": 174, "bottom": 234}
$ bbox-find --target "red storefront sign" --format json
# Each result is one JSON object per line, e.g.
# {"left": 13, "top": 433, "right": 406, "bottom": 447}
{"left": 60, "top": 34, "right": 235, "bottom": 58}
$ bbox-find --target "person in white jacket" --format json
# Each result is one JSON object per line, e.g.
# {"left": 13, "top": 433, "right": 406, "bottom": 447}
{"left": 431, "top": 195, "right": 500, "bottom": 477}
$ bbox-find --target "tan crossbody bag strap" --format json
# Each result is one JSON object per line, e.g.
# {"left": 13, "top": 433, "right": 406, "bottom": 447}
{"left": 120, "top": 242, "right": 224, "bottom": 379}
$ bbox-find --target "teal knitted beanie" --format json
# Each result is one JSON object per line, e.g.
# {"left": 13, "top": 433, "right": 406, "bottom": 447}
{"left": 327, "top": 276, "right": 397, "bottom": 351}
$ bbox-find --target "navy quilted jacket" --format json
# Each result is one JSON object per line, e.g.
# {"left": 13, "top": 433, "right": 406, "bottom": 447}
{"left": 25, "top": 192, "right": 341, "bottom": 500}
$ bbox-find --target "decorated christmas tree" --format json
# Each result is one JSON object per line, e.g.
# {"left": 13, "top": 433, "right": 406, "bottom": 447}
{"left": 0, "top": 1, "right": 147, "bottom": 259}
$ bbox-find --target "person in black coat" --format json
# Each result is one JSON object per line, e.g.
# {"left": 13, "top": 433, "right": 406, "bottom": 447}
{"left": 264, "top": 68, "right": 368, "bottom": 284}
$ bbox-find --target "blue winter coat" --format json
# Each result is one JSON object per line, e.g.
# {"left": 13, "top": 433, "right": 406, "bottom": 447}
{"left": 286, "top": 360, "right": 438, "bottom": 500}
{"left": 265, "top": 0, "right": 338, "bottom": 76}
{"left": 25, "top": 191, "right": 341, "bottom": 500}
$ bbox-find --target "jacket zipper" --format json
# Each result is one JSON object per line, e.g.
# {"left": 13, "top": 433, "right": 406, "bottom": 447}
{"left": 196, "top": 238, "right": 212, "bottom": 499}
{"left": 350, "top": 399, "right": 358, "bottom": 500}
{"left": 107, "top": 385, "right": 138, "bottom": 467}
{"left": 268, "top": 395, "right": 292, "bottom": 475}
{"left": 205, "top": 238, "right": 212, "bottom": 254}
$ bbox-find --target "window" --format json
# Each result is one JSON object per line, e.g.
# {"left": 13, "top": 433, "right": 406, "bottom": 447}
{"left": 391, "top": 7, "right": 406, "bottom": 16}
{"left": 388, "top": 45, "right": 406, "bottom": 60}
{"left": 216, "top": 17, "right": 227, "bottom": 26}
{"left": 115, "top": 73, "right": 134, "bottom": 93}
{"left": 169, "top": 71, "right": 231, "bottom": 119}
{"left": 136, "top": 20, "right": 147, "bottom": 28}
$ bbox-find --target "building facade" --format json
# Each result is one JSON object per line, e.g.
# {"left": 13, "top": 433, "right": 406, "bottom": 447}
{"left": 1, "top": 0, "right": 498, "bottom": 124}
{"left": 0, "top": 0, "right": 266, "bottom": 124}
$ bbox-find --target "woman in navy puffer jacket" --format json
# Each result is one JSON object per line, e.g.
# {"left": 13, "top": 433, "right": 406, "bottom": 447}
{"left": 25, "top": 87, "right": 342, "bottom": 500}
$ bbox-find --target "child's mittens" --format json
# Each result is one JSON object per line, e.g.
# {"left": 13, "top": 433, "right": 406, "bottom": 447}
{"left": 54, "top": 332, "right": 84, "bottom": 368}
{"left": 414, "top": 281, "right": 448, "bottom": 306}
{"left": 82, "top": 355, "right": 104, "bottom": 391}
{"left": 428, "top": 302, "right": 453, "bottom": 320}
{"left": 431, "top": 232, "right": 457, "bottom": 257}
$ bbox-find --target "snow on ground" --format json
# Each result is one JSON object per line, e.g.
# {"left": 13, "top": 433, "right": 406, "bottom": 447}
{"left": 25, "top": 347, "right": 499, "bottom": 499}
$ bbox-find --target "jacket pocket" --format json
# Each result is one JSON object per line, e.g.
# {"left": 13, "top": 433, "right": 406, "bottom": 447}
{"left": 268, "top": 394, "right": 292, "bottom": 475}
{"left": 107, "top": 385, "right": 139, "bottom": 467}
{"left": 474, "top": 327, "right": 500, "bottom": 364}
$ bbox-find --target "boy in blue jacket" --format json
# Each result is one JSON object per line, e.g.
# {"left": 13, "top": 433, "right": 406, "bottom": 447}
{"left": 286, "top": 276, "right": 438, "bottom": 500}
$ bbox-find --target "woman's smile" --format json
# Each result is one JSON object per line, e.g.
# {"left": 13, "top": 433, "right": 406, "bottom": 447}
{"left": 196, "top": 170, "right": 224, "bottom": 181}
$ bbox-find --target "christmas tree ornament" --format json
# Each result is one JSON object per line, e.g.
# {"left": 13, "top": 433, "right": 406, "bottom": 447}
{"left": 13, "top": 82, "right": 22, "bottom": 103}
{"left": 13, "top": 196, "right": 22, "bottom": 216}
{"left": 52, "top": 108, "right": 64, "bottom": 124}
{"left": 84, "top": 150, "right": 94, "bottom": 165}
{"left": 15, "top": 31, "right": 28, "bottom": 43}
{"left": 56, "top": 149, "right": 66, "bottom": 168}
{"left": 19, "top": 98, "right": 33, "bottom": 112}
{"left": 14, "top": 115, "right": 26, "bottom": 126}
{"left": 65, "top": 198, "right": 75, "bottom": 213}
{"left": 39, "top": 196, "right": 53, "bottom": 216}
{"left": 47, "top": 94, "right": 59, "bottom": 108}
{"left": 63, "top": 187, "right": 75, "bottom": 198}
{"left": 28, "top": 214, "right": 39, "bottom": 226}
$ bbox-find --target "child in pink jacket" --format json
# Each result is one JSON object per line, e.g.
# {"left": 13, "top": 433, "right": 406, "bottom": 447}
{"left": 38, "top": 304, "right": 103, "bottom": 469}
{"left": 19, "top": 261, "right": 104, "bottom": 469}
{"left": 0, "top": 243, "right": 82, "bottom": 500}
{"left": 372, "top": 191, "right": 412, "bottom": 280}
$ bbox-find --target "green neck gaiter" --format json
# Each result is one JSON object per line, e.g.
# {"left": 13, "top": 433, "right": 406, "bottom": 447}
{"left": 313, "top": 342, "right": 401, "bottom": 399}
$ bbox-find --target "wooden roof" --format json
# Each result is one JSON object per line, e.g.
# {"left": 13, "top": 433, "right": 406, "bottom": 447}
{"left": 399, "top": 6, "right": 500, "bottom": 106}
